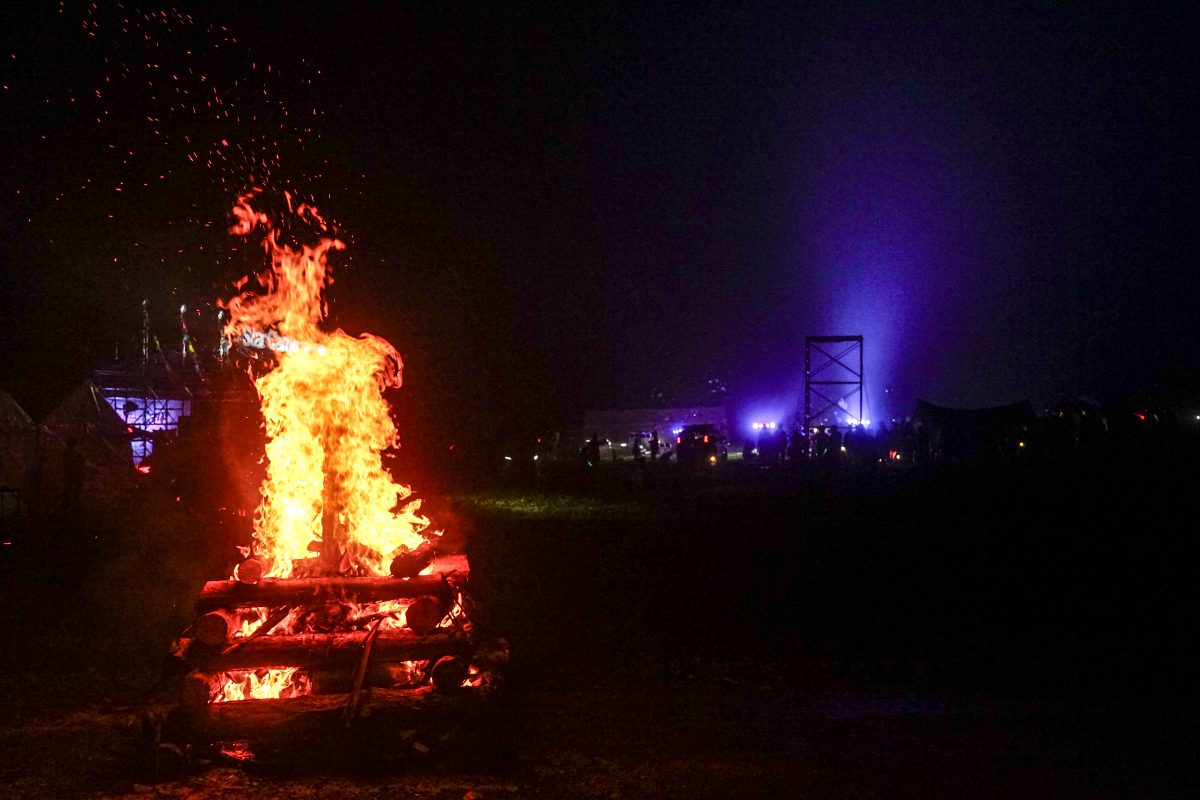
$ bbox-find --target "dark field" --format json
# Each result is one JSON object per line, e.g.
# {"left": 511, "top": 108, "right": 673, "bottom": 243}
{"left": 1, "top": 456, "right": 1197, "bottom": 798}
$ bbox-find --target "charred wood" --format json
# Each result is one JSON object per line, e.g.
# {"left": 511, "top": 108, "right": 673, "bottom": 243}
{"left": 186, "top": 631, "right": 469, "bottom": 671}
{"left": 405, "top": 595, "right": 449, "bottom": 636}
{"left": 389, "top": 540, "right": 438, "bottom": 578}
{"left": 194, "top": 612, "right": 232, "bottom": 647}
{"left": 196, "top": 685, "right": 491, "bottom": 745}
{"left": 220, "top": 605, "right": 294, "bottom": 656}
{"left": 195, "top": 575, "right": 452, "bottom": 613}
{"left": 344, "top": 620, "right": 384, "bottom": 721}
{"left": 310, "top": 664, "right": 402, "bottom": 694}
{"left": 430, "top": 655, "right": 469, "bottom": 694}
{"left": 234, "top": 557, "right": 264, "bottom": 585}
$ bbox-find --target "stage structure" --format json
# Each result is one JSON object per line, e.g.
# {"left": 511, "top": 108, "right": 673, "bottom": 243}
{"left": 93, "top": 362, "right": 197, "bottom": 467}
{"left": 803, "top": 335, "right": 865, "bottom": 430}
{"left": 92, "top": 304, "right": 257, "bottom": 467}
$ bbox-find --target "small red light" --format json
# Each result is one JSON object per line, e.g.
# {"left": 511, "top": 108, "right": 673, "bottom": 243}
{"left": 703, "top": 435, "right": 709, "bottom": 443}
{"left": 137, "top": 464, "right": 151, "bottom": 474}
{"left": 676, "top": 436, "right": 681, "bottom": 444}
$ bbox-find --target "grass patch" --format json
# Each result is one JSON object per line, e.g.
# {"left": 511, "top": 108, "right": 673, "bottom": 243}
{"left": 452, "top": 491, "right": 657, "bottom": 522}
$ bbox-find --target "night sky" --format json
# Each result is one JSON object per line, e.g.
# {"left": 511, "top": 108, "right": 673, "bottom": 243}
{"left": 1, "top": 2, "right": 1196, "bottom": 438}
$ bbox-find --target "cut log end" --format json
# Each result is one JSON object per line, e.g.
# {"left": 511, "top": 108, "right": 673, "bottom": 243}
{"left": 194, "top": 612, "right": 232, "bottom": 647}
{"left": 430, "top": 656, "right": 468, "bottom": 694}
{"left": 405, "top": 595, "right": 449, "bottom": 636}
{"left": 235, "top": 558, "right": 263, "bottom": 585}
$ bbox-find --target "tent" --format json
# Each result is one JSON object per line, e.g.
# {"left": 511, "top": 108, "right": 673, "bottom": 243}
{"left": 43, "top": 381, "right": 129, "bottom": 440}
{"left": 913, "top": 399, "right": 1037, "bottom": 462}
{"left": 0, "top": 390, "right": 36, "bottom": 494}
{"left": 39, "top": 381, "right": 135, "bottom": 510}
{"left": 0, "top": 390, "right": 33, "bottom": 430}
{"left": 913, "top": 399, "right": 1036, "bottom": 429}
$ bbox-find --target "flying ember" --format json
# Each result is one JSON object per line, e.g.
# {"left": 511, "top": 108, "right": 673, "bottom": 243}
{"left": 220, "top": 189, "right": 435, "bottom": 580}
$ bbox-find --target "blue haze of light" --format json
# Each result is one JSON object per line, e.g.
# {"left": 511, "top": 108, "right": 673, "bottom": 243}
{"left": 739, "top": 3, "right": 1195, "bottom": 425}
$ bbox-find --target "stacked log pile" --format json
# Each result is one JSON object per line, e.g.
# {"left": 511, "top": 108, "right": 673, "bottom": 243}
{"left": 149, "top": 553, "right": 507, "bottom": 771}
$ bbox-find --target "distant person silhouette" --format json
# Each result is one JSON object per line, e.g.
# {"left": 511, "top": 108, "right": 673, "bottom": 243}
{"left": 787, "top": 428, "right": 804, "bottom": 462}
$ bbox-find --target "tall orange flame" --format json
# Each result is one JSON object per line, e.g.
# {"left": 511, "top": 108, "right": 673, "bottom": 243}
{"left": 222, "top": 190, "right": 433, "bottom": 578}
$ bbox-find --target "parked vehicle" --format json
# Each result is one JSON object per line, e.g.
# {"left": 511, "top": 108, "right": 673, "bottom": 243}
{"left": 674, "top": 424, "right": 727, "bottom": 467}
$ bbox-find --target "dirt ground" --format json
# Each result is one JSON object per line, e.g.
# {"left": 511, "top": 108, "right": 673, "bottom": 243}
{"left": 1, "top": 456, "right": 1197, "bottom": 798}
{"left": 5, "top": 667, "right": 1179, "bottom": 799}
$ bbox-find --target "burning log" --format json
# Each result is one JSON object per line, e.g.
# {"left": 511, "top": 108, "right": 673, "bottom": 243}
{"left": 430, "top": 655, "right": 469, "bottom": 694}
{"left": 187, "top": 631, "right": 469, "bottom": 671}
{"left": 232, "top": 605, "right": 295, "bottom": 645}
{"left": 389, "top": 540, "right": 438, "bottom": 578}
{"left": 321, "top": 427, "right": 346, "bottom": 574}
{"left": 195, "top": 575, "right": 452, "bottom": 613}
{"left": 343, "top": 620, "right": 384, "bottom": 720}
{"left": 195, "top": 685, "right": 494, "bottom": 749}
{"left": 154, "top": 196, "right": 500, "bottom": 736}
{"left": 405, "top": 594, "right": 449, "bottom": 636}
{"left": 194, "top": 612, "right": 233, "bottom": 647}
{"left": 235, "top": 557, "right": 264, "bottom": 585}
{"left": 311, "top": 664, "right": 386, "bottom": 694}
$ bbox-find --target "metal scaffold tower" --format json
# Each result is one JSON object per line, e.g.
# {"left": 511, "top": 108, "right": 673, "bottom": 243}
{"left": 803, "top": 335, "right": 864, "bottom": 429}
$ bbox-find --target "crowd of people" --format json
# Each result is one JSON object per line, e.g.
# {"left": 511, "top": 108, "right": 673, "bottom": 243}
{"left": 746, "top": 423, "right": 906, "bottom": 466}
{"left": 744, "top": 404, "right": 1198, "bottom": 468}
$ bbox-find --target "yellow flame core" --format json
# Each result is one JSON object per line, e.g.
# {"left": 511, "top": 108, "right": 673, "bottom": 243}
{"left": 222, "top": 191, "right": 433, "bottom": 579}
{"left": 213, "top": 668, "right": 311, "bottom": 703}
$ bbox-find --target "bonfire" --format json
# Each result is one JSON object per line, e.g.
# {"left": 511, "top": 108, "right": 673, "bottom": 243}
{"left": 150, "top": 194, "right": 501, "bottom": 769}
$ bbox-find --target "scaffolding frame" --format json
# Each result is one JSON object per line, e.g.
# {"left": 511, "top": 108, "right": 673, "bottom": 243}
{"left": 803, "top": 335, "right": 864, "bottom": 430}
{"left": 93, "top": 363, "right": 196, "bottom": 466}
